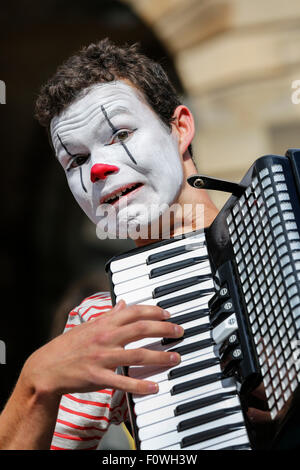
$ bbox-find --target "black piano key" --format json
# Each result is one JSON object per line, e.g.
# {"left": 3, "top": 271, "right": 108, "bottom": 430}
{"left": 157, "top": 289, "right": 214, "bottom": 310}
{"left": 169, "top": 338, "right": 214, "bottom": 357}
{"left": 170, "top": 372, "right": 222, "bottom": 396}
{"left": 161, "top": 323, "right": 211, "bottom": 345}
{"left": 166, "top": 308, "right": 210, "bottom": 325}
{"left": 153, "top": 275, "right": 211, "bottom": 299}
{"left": 146, "top": 243, "right": 203, "bottom": 265}
{"left": 168, "top": 357, "right": 219, "bottom": 380}
{"left": 174, "top": 390, "right": 237, "bottom": 416}
{"left": 180, "top": 423, "right": 244, "bottom": 448}
{"left": 177, "top": 406, "right": 241, "bottom": 432}
{"left": 149, "top": 256, "right": 208, "bottom": 279}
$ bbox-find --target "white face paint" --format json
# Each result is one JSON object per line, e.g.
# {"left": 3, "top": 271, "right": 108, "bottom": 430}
{"left": 50, "top": 81, "right": 184, "bottom": 238}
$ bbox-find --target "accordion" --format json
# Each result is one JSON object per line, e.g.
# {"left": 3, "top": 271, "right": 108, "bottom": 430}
{"left": 106, "top": 149, "right": 300, "bottom": 450}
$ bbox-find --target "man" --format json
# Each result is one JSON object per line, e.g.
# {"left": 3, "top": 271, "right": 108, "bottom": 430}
{"left": 0, "top": 38, "right": 218, "bottom": 449}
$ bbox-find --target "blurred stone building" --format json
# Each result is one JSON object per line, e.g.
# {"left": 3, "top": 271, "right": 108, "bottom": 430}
{"left": 124, "top": 0, "right": 300, "bottom": 208}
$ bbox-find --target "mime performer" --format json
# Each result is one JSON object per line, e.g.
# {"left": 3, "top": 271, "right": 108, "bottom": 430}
{"left": 0, "top": 38, "right": 220, "bottom": 449}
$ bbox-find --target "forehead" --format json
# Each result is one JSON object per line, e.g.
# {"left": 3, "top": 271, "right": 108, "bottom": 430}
{"left": 50, "top": 80, "right": 151, "bottom": 139}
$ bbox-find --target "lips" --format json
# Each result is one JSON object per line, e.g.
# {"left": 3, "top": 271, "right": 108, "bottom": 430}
{"left": 100, "top": 182, "right": 143, "bottom": 205}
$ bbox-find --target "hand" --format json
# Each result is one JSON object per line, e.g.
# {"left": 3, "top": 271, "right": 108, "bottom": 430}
{"left": 247, "top": 383, "right": 271, "bottom": 423}
{"left": 20, "top": 300, "right": 183, "bottom": 399}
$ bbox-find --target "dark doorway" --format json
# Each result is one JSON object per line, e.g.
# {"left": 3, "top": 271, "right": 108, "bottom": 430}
{"left": 0, "top": 0, "right": 184, "bottom": 408}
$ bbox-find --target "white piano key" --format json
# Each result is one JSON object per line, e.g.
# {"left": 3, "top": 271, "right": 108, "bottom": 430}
{"left": 128, "top": 340, "right": 215, "bottom": 382}
{"left": 202, "top": 432, "right": 250, "bottom": 450}
{"left": 126, "top": 329, "right": 212, "bottom": 354}
{"left": 169, "top": 314, "right": 210, "bottom": 331}
{"left": 140, "top": 411, "right": 245, "bottom": 449}
{"left": 128, "top": 342, "right": 213, "bottom": 379}
{"left": 114, "top": 262, "right": 211, "bottom": 296}
{"left": 132, "top": 364, "right": 221, "bottom": 403}
{"left": 161, "top": 428, "right": 249, "bottom": 450}
{"left": 129, "top": 345, "right": 218, "bottom": 403}
{"left": 110, "top": 233, "right": 206, "bottom": 273}
{"left": 125, "top": 312, "right": 210, "bottom": 351}
{"left": 133, "top": 377, "right": 236, "bottom": 415}
{"left": 212, "top": 313, "right": 238, "bottom": 344}
{"left": 138, "top": 396, "right": 241, "bottom": 441}
{"left": 112, "top": 247, "right": 209, "bottom": 285}
{"left": 170, "top": 305, "right": 209, "bottom": 320}
{"left": 120, "top": 278, "right": 214, "bottom": 305}
{"left": 136, "top": 386, "right": 236, "bottom": 428}
{"left": 125, "top": 293, "right": 214, "bottom": 312}
{"left": 165, "top": 294, "right": 214, "bottom": 315}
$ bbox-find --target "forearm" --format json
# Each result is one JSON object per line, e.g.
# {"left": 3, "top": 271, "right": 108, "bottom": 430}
{"left": 0, "top": 302, "right": 183, "bottom": 449}
{"left": 0, "top": 373, "right": 61, "bottom": 450}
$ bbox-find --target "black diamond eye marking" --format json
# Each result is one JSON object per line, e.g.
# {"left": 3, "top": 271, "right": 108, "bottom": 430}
{"left": 57, "top": 133, "right": 87, "bottom": 193}
{"left": 101, "top": 105, "right": 137, "bottom": 165}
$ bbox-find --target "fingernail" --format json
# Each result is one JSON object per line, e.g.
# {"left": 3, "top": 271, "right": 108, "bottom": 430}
{"left": 147, "top": 382, "right": 159, "bottom": 394}
{"left": 170, "top": 353, "right": 181, "bottom": 364}
{"left": 163, "top": 310, "right": 171, "bottom": 319}
{"left": 174, "top": 325, "right": 184, "bottom": 337}
{"left": 114, "top": 300, "right": 125, "bottom": 312}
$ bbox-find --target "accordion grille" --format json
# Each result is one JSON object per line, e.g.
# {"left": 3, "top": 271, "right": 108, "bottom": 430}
{"left": 227, "top": 163, "right": 300, "bottom": 419}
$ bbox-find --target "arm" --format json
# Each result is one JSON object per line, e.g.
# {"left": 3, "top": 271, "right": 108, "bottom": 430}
{"left": 0, "top": 300, "right": 183, "bottom": 449}
{"left": 0, "top": 371, "right": 61, "bottom": 450}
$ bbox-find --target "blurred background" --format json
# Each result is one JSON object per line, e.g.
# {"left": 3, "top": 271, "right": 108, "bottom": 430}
{"left": 1, "top": 0, "right": 300, "bottom": 410}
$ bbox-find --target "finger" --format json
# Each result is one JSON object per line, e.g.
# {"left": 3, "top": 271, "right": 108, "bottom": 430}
{"left": 247, "top": 407, "right": 272, "bottom": 423}
{"left": 251, "top": 383, "right": 267, "bottom": 401}
{"left": 113, "top": 319, "right": 184, "bottom": 346}
{"left": 106, "top": 348, "right": 181, "bottom": 368}
{"left": 111, "top": 303, "right": 171, "bottom": 326}
{"left": 101, "top": 369, "right": 159, "bottom": 395}
{"left": 90, "top": 299, "right": 127, "bottom": 322}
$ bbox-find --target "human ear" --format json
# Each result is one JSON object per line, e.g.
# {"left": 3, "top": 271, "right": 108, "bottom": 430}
{"left": 171, "top": 105, "right": 195, "bottom": 156}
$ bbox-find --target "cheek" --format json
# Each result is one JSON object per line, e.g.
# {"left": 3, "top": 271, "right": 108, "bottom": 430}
{"left": 142, "top": 133, "right": 183, "bottom": 182}
{"left": 66, "top": 170, "right": 94, "bottom": 216}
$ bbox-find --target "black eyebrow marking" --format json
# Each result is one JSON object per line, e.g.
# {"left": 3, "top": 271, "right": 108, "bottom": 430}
{"left": 57, "top": 133, "right": 74, "bottom": 157}
{"left": 101, "top": 105, "right": 137, "bottom": 165}
{"left": 101, "top": 105, "right": 117, "bottom": 133}
{"left": 57, "top": 133, "right": 87, "bottom": 193}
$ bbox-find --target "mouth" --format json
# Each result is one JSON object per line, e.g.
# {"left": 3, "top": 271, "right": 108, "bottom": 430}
{"left": 100, "top": 182, "right": 143, "bottom": 205}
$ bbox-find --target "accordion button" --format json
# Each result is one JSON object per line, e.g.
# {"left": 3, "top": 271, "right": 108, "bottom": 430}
{"left": 212, "top": 313, "right": 238, "bottom": 344}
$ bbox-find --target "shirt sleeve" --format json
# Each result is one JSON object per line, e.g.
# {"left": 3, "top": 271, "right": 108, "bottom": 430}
{"left": 50, "top": 292, "right": 128, "bottom": 450}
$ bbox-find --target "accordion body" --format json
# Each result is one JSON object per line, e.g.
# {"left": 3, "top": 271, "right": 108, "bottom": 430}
{"left": 106, "top": 149, "right": 300, "bottom": 450}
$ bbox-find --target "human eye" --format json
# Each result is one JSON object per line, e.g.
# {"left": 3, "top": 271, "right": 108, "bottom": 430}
{"left": 109, "top": 128, "right": 137, "bottom": 145}
{"left": 67, "top": 154, "right": 90, "bottom": 171}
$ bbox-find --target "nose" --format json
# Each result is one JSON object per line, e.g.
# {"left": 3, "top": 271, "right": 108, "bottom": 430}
{"left": 90, "top": 164, "right": 119, "bottom": 183}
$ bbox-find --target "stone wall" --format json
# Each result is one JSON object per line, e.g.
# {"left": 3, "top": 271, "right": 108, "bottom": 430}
{"left": 124, "top": 0, "right": 300, "bottom": 208}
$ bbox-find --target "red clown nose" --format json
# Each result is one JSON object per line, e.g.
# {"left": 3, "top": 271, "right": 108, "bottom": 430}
{"left": 90, "top": 164, "right": 119, "bottom": 182}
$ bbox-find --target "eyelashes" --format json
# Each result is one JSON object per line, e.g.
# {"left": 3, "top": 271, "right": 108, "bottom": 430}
{"left": 108, "top": 128, "right": 137, "bottom": 145}
{"left": 67, "top": 154, "right": 90, "bottom": 171}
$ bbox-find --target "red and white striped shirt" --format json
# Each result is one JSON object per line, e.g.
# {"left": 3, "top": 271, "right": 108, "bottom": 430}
{"left": 51, "top": 292, "right": 128, "bottom": 450}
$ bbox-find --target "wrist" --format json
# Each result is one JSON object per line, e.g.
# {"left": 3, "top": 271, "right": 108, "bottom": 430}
{"left": 0, "top": 360, "right": 61, "bottom": 449}
{"left": 18, "top": 354, "right": 62, "bottom": 410}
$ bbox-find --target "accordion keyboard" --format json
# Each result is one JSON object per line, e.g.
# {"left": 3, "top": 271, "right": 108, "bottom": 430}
{"left": 108, "top": 232, "right": 251, "bottom": 450}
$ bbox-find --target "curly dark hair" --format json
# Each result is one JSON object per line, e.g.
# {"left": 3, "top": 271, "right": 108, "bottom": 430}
{"left": 35, "top": 38, "right": 182, "bottom": 131}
